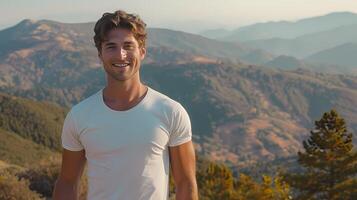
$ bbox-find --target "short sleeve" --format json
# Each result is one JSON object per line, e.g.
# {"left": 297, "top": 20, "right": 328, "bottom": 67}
{"left": 168, "top": 103, "right": 192, "bottom": 147}
{"left": 61, "top": 110, "right": 84, "bottom": 151}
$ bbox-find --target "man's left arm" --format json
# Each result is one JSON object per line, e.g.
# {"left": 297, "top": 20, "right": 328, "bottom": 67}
{"left": 169, "top": 141, "right": 198, "bottom": 200}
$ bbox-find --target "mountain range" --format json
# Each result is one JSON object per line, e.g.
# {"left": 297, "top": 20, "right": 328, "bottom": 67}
{"left": 200, "top": 12, "right": 357, "bottom": 74}
{"left": 201, "top": 12, "right": 357, "bottom": 42}
{"left": 243, "top": 23, "right": 357, "bottom": 58}
{"left": 1, "top": 17, "right": 357, "bottom": 167}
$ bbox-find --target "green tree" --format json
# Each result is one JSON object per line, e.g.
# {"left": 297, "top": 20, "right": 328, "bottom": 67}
{"left": 197, "top": 162, "right": 235, "bottom": 200}
{"left": 235, "top": 174, "right": 291, "bottom": 200}
{"left": 284, "top": 110, "right": 357, "bottom": 199}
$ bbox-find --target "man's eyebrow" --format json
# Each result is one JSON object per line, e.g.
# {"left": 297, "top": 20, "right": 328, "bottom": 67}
{"left": 123, "top": 41, "right": 135, "bottom": 45}
{"left": 103, "top": 42, "right": 117, "bottom": 46}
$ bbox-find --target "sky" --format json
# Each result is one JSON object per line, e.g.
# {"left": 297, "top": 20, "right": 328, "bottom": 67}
{"left": 1, "top": 0, "right": 357, "bottom": 33}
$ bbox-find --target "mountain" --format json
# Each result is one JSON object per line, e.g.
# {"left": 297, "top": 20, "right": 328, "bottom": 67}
{"left": 305, "top": 43, "right": 357, "bottom": 72}
{"left": 240, "top": 49, "right": 275, "bottom": 65}
{"left": 0, "top": 19, "right": 274, "bottom": 104}
{"left": 199, "top": 28, "right": 231, "bottom": 39}
{"left": 262, "top": 55, "right": 357, "bottom": 75}
{"left": 147, "top": 28, "right": 268, "bottom": 64}
{"left": 242, "top": 23, "right": 357, "bottom": 58}
{"left": 1, "top": 19, "right": 357, "bottom": 166}
{"left": 264, "top": 55, "right": 306, "bottom": 70}
{"left": 0, "top": 19, "right": 274, "bottom": 81}
{"left": 217, "top": 12, "right": 357, "bottom": 42}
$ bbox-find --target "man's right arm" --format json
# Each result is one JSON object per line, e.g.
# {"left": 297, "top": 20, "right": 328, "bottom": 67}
{"left": 53, "top": 149, "right": 86, "bottom": 200}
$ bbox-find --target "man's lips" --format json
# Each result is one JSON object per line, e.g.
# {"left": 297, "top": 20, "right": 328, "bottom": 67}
{"left": 112, "top": 63, "right": 130, "bottom": 68}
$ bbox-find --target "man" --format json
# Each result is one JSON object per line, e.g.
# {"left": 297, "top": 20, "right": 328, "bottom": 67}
{"left": 53, "top": 10, "right": 198, "bottom": 200}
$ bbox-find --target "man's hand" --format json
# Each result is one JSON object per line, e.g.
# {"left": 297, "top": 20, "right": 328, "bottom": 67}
{"left": 169, "top": 141, "right": 198, "bottom": 200}
{"left": 53, "top": 149, "right": 86, "bottom": 200}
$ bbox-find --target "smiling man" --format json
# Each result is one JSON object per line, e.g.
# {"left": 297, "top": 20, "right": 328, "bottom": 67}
{"left": 53, "top": 10, "right": 198, "bottom": 200}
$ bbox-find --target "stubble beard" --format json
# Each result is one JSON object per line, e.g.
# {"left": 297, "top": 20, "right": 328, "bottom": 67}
{"left": 106, "top": 61, "right": 141, "bottom": 83}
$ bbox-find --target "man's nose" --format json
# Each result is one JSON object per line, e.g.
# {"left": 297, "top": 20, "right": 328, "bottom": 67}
{"left": 119, "top": 48, "right": 127, "bottom": 59}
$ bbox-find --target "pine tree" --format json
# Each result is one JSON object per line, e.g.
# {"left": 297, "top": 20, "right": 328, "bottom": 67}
{"left": 284, "top": 110, "right": 357, "bottom": 199}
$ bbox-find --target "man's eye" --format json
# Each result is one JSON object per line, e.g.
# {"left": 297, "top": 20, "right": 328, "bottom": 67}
{"left": 124, "top": 45, "right": 134, "bottom": 49}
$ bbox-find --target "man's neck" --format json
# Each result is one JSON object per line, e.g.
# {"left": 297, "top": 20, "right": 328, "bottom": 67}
{"left": 103, "top": 78, "right": 148, "bottom": 111}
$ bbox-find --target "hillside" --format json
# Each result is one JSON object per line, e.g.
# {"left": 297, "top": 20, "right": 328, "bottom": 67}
{"left": 142, "top": 63, "right": 357, "bottom": 165}
{"left": 0, "top": 92, "right": 65, "bottom": 169}
{"left": 0, "top": 93, "right": 67, "bottom": 151}
{"left": 0, "top": 128, "right": 55, "bottom": 167}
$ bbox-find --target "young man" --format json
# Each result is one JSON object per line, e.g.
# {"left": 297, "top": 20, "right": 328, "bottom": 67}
{"left": 53, "top": 10, "right": 198, "bottom": 200}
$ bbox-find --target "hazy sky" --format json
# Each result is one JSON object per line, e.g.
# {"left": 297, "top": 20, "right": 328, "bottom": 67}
{"left": 1, "top": 0, "right": 357, "bottom": 33}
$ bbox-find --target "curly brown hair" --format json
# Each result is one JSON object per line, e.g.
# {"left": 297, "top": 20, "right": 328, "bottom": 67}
{"left": 93, "top": 10, "right": 147, "bottom": 52}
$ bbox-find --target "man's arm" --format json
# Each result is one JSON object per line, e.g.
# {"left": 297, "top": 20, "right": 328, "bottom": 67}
{"left": 53, "top": 149, "right": 86, "bottom": 200}
{"left": 169, "top": 141, "right": 198, "bottom": 200}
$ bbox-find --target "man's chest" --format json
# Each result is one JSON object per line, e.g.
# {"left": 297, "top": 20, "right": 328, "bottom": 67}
{"left": 77, "top": 114, "right": 170, "bottom": 157}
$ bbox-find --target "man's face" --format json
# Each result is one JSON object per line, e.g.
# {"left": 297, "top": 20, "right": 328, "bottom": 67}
{"left": 99, "top": 28, "right": 146, "bottom": 82}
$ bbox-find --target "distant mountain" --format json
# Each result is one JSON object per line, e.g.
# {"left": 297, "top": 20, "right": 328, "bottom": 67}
{"left": 264, "top": 55, "right": 306, "bottom": 70}
{"left": 147, "top": 28, "right": 265, "bottom": 63}
{"left": 217, "top": 12, "right": 357, "bottom": 42}
{"left": 243, "top": 23, "right": 357, "bottom": 58}
{"left": 199, "top": 28, "right": 231, "bottom": 39}
{"left": 305, "top": 43, "right": 357, "bottom": 71}
{"left": 240, "top": 49, "right": 275, "bottom": 65}
{"left": 261, "top": 55, "right": 357, "bottom": 75}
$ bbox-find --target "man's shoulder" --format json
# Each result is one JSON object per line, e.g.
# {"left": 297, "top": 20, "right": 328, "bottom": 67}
{"left": 148, "top": 87, "right": 183, "bottom": 112}
{"left": 70, "top": 89, "right": 102, "bottom": 115}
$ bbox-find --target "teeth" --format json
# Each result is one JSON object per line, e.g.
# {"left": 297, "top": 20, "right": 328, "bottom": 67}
{"left": 113, "top": 63, "right": 129, "bottom": 67}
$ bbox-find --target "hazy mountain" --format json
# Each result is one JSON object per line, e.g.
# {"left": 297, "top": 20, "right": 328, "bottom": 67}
{"left": 240, "top": 49, "right": 275, "bottom": 65}
{"left": 217, "top": 12, "right": 357, "bottom": 42}
{"left": 242, "top": 23, "right": 357, "bottom": 58}
{"left": 199, "top": 28, "right": 231, "bottom": 39}
{"left": 261, "top": 55, "right": 357, "bottom": 75}
{"left": 147, "top": 28, "right": 264, "bottom": 63}
{"left": 264, "top": 55, "right": 306, "bottom": 70}
{"left": 1, "top": 18, "right": 357, "bottom": 166}
{"left": 305, "top": 43, "right": 357, "bottom": 72}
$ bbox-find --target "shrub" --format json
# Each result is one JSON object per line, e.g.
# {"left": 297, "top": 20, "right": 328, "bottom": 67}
{"left": 18, "top": 156, "right": 88, "bottom": 199}
{"left": 0, "top": 171, "right": 42, "bottom": 200}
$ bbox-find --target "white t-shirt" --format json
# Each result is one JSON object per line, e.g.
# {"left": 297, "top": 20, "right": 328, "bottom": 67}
{"left": 61, "top": 87, "right": 192, "bottom": 200}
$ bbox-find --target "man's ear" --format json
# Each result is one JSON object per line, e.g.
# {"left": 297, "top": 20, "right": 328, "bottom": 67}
{"left": 140, "top": 47, "right": 146, "bottom": 60}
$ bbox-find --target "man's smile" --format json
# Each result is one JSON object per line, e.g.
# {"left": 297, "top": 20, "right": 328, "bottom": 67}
{"left": 112, "top": 63, "right": 130, "bottom": 68}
